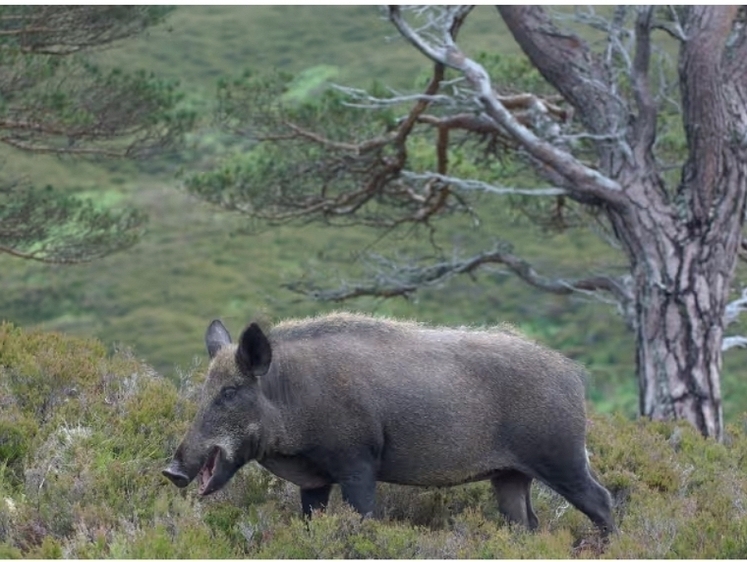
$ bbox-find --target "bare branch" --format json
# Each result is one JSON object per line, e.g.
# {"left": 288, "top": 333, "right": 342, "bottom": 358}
{"left": 725, "top": 287, "right": 747, "bottom": 326}
{"left": 388, "top": 6, "right": 627, "bottom": 208}
{"left": 655, "top": 49, "right": 681, "bottom": 114}
{"left": 0, "top": 243, "right": 91, "bottom": 264}
{"left": 401, "top": 172, "right": 567, "bottom": 197}
{"left": 334, "top": 84, "right": 572, "bottom": 129}
{"left": 723, "top": 336, "right": 747, "bottom": 351}
{"left": 652, "top": 7, "right": 688, "bottom": 42}
{"left": 332, "top": 84, "right": 457, "bottom": 110}
{"left": 604, "top": 6, "right": 633, "bottom": 85}
{"left": 723, "top": 279, "right": 747, "bottom": 352}
{"left": 565, "top": 6, "right": 612, "bottom": 34}
{"left": 286, "top": 241, "right": 632, "bottom": 307}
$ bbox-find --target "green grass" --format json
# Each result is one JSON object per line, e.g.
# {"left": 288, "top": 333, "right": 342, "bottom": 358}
{"left": 2, "top": 6, "right": 747, "bottom": 558}
{"left": 93, "top": 6, "right": 520, "bottom": 93}
{"left": 2, "top": 325, "right": 747, "bottom": 558}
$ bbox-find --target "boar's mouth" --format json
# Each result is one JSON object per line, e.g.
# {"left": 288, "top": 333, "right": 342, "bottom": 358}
{"left": 197, "top": 445, "right": 240, "bottom": 496}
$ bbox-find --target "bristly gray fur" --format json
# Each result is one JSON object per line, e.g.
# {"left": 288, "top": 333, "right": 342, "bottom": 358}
{"left": 164, "top": 311, "right": 616, "bottom": 537}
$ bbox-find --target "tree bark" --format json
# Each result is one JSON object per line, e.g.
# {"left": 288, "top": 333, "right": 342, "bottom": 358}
{"left": 625, "top": 210, "right": 729, "bottom": 440}
{"left": 600, "top": 146, "right": 747, "bottom": 443}
{"left": 622, "top": 167, "right": 747, "bottom": 441}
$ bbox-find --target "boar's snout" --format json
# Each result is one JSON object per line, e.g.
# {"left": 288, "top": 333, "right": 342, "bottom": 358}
{"left": 162, "top": 462, "right": 191, "bottom": 488}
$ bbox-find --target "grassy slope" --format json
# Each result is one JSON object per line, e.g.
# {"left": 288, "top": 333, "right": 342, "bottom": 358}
{"left": 2, "top": 325, "right": 747, "bottom": 558}
{"left": 95, "top": 6, "right": 519, "bottom": 92}
{"left": 2, "top": 10, "right": 747, "bottom": 556}
{"left": 0, "top": 6, "right": 745, "bottom": 418}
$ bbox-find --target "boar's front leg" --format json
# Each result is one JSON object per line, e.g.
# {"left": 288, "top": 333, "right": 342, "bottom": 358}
{"left": 305, "top": 447, "right": 379, "bottom": 518}
{"left": 301, "top": 484, "right": 332, "bottom": 518}
{"left": 337, "top": 461, "right": 377, "bottom": 518}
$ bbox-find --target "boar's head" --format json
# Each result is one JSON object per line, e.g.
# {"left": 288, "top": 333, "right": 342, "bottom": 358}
{"left": 162, "top": 319, "right": 271, "bottom": 496}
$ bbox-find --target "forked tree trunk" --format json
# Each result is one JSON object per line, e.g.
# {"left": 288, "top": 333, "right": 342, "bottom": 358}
{"left": 607, "top": 137, "right": 747, "bottom": 442}
{"left": 609, "top": 108, "right": 747, "bottom": 439}
{"left": 494, "top": 5, "right": 747, "bottom": 441}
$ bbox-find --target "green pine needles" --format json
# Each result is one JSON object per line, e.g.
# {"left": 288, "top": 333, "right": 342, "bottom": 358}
{"left": 0, "top": 6, "right": 192, "bottom": 263}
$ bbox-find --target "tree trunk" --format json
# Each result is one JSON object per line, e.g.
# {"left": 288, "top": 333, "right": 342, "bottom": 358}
{"left": 612, "top": 150, "right": 747, "bottom": 441}
{"left": 633, "top": 234, "right": 726, "bottom": 440}
{"left": 495, "top": 5, "right": 747, "bottom": 441}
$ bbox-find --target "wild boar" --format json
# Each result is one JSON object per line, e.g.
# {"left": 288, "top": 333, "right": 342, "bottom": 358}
{"left": 162, "top": 312, "right": 616, "bottom": 536}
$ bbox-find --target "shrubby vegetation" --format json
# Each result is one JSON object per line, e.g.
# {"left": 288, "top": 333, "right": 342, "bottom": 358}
{"left": 2, "top": 324, "right": 747, "bottom": 558}
{"left": 1, "top": 7, "right": 747, "bottom": 555}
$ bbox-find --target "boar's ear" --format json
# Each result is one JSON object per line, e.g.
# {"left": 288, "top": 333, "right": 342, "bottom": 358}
{"left": 236, "top": 322, "right": 272, "bottom": 377}
{"left": 206, "top": 319, "right": 232, "bottom": 359}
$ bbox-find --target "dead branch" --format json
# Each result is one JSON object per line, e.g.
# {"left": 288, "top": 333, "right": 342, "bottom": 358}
{"left": 388, "top": 6, "right": 627, "bottom": 208}
{"left": 400, "top": 172, "right": 566, "bottom": 197}
{"left": 285, "top": 241, "right": 632, "bottom": 308}
{"left": 725, "top": 287, "right": 747, "bottom": 326}
{"left": 652, "top": 7, "right": 688, "bottom": 42}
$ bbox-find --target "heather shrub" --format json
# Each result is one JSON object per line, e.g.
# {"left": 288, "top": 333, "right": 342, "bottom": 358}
{"left": 0, "top": 323, "right": 196, "bottom": 556}
{"left": 3, "top": 323, "right": 747, "bottom": 558}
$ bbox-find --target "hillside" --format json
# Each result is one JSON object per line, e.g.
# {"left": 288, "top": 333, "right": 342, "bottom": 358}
{"left": 0, "top": 6, "right": 746, "bottom": 420}
{"left": 2, "top": 325, "right": 747, "bottom": 558}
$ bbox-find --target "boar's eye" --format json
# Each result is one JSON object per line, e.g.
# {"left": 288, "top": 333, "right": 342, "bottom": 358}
{"left": 221, "top": 386, "right": 238, "bottom": 401}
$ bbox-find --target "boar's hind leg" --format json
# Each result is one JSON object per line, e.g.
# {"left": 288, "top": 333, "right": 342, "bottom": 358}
{"left": 491, "top": 471, "right": 538, "bottom": 530}
{"left": 537, "top": 461, "right": 616, "bottom": 537}
{"left": 301, "top": 484, "right": 332, "bottom": 518}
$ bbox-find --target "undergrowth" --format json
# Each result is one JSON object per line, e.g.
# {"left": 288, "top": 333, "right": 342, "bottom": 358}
{"left": 2, "top": 323, "right": 747, "bottom": 558}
